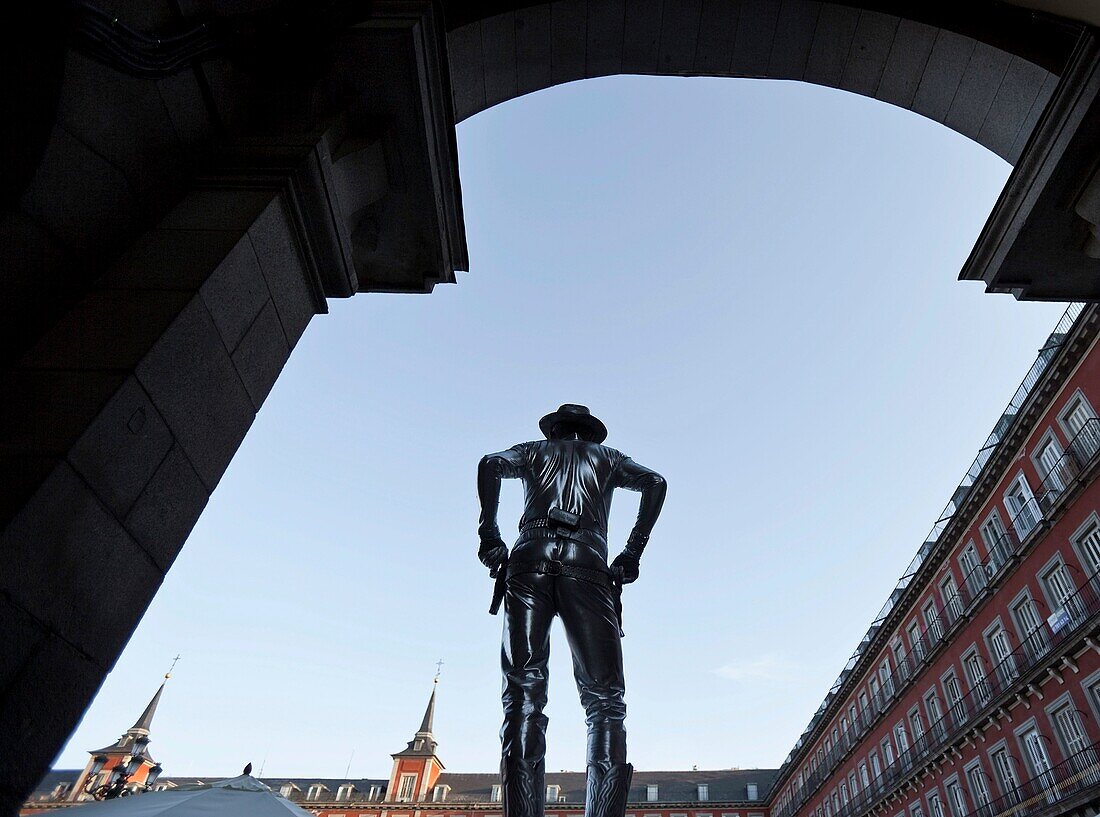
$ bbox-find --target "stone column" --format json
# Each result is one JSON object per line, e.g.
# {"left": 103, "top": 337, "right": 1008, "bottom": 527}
{"left": 0, "top": 186, "right": 324, "bottom": 813}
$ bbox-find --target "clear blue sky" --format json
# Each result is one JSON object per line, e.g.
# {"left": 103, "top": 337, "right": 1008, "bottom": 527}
{"left": 57, "top": 75, "right": 1067, "bottom": 779}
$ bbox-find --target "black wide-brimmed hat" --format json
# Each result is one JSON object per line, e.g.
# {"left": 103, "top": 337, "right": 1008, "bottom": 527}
{"left": 539, "top": 404, "right": 607, "bottom": 443}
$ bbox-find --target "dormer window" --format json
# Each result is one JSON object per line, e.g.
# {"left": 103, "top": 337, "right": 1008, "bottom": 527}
{"left": 337, "top": 784, "right": 355, "bottom": 801}
{"left": 414, "top": 739, "right": 424, "bottom": 751}
{"left": 491, "top": 784, "right": 502, "bottom": 802}
{"left": 697, "top": 784, "right": 708, "bottom": 802}
{"left": 647, "top": 784, "right": 659, "bottom": 802}
{"left": 746, "top": 782, "right": 758, "bottom": 801}
{"left": 307, "top": 784, "right": 327, "bottom": 801}
{"left": 368, "top": 785, "right": 383, "bottom": 801}
{"left": 280, "top": 783, "right": 297, "bottom": 799}
{"left": 433, "top": 784, "right": 450, "bottom": 802}
{"left": 546, "top": 785, "right": 561, "bottom": 802}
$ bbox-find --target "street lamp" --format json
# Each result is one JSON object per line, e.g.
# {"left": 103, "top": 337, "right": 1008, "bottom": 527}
{"left": 87, "top": 755, "right": 107, "bottom": 778}
{"left": 84, "top": 745, "right": 161, "bottom": 801}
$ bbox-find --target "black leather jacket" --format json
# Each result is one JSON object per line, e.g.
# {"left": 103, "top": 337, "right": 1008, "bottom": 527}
{"left": 478, "top": 438, "right": 666, "bottom": 548}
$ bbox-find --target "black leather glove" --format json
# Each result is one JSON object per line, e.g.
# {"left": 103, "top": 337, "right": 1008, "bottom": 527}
{"left": 479, "top": 537, "right": 509, "bottom": 575}
{"left": 611, "top": 549, "right": 641, "bottom": 584}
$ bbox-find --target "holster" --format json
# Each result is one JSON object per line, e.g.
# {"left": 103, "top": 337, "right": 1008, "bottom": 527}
{"left": 489, "top": 561, "right": 509, "bottom": 615}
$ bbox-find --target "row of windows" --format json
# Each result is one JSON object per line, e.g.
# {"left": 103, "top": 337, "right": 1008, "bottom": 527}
{"left": 813, "top": 690, "right": 1100, "bottom": 817}
{"left": 809, "top": 534, "right": 1100, "bottom": 817}
{"left": 319, "top": 812, "right": 767, "bottom": 817}
{"left": 283, "top": 782, "right": 386, "bottom": 801}
{"left": 300, "top": 780, "right": 760, "bottom": 806}
{"left": 777, "top": 389, "right": 1100, "bottom": 815}
{"left": 488, "top": 783, "right": 759, "bottom": 804}
{"left": 811, "top": 693, "right": 1098, "bottom": 817}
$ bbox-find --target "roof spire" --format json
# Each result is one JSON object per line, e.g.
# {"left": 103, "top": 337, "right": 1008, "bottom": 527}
{"left": 418, "top": 674, "right": 439, "bottom": 735}
{"left": 131, "top": 683, "right": 165, "bottom": 734}
{"left": 130, "top": 656, "right": 177, "bottom": 735}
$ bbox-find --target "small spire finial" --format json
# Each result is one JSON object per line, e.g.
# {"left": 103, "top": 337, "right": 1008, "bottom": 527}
{"left": 434, "top": 658, "right": 444, "bottom": 683}
{"left": 165, "top": 654, "right": 180, "bottom": 680}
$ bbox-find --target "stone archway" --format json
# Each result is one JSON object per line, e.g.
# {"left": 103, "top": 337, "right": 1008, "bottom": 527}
{"left": 2, "top": 1, "right": 1099, "bottom": 812}
{"left": 447, "top": 1, "right": 1060, "bottom": 164}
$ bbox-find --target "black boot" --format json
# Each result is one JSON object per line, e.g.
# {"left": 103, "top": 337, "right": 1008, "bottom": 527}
{"left": 501, "top": 757, "right": 545, "bottom": 817}
{"left": 584, "top": 763, "right": 633, "bottom": 817}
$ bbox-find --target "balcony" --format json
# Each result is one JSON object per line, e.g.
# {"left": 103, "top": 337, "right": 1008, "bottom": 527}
{"left": 961, "top": 742, "right": 1100, "bottom": 817}
{"left": 772, "top": 416, "right": 1100, "bottom": 817}
{"left": 825, "top": 566, "right": 1100, "bottom": 817}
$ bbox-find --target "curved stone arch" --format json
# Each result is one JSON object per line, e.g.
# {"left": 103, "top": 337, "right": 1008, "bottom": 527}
{"left": 446, "top": 0, "right": 1059, "bottom": 163}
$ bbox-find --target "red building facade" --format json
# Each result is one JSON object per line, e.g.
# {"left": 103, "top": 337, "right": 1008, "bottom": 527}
{"left": 769, "top": 302, "right": 1100, "bottom": 817}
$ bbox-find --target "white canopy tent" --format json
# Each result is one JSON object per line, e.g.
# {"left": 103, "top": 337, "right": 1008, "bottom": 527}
{"left": 56, "top": 774, "right": 315, "bottom": 816}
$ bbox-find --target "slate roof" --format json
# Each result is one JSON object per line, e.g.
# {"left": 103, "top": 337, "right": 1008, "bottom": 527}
{"left": 435, "top": 769, "right": 779, "bottom": 805}
{"left": 24, "top": 770, "right": 81, "bottom": 802}
{"left": 28, "top": 768, "right": 778, "bottom": 807}
{"left": 132, "top": 683, "right": 165, "bottom": 733}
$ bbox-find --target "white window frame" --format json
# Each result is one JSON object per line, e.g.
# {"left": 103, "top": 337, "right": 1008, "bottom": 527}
{"left": 881, "top": 736, "right": 895, "bottom": 767}
{"left": 908, "top": 707, "right": 925, "bottom": 744}
{"left": 396, "top": 774, "right": 417, "bottom": 803}
{"left": 1010, "top": 588, "right": 1048, "bottom": 659}
{"left": 1047, "top": 693, "right": 1090, "bottom": 760}
{"left": 1071, "top": 512, "right": 1100, "bottom": 579}
{"left": 989, "top": 742, "right": 1019, "bottom": 797}
{"left": 926, "top": 789, "right": 946, "bottom": 817}
{"left": 1004, "top": 472, "right": 1040, "bottom": 539}
{"left": 942, "top": 669, "right": 965, "bottom": 725}
{"left": 943, "top": 776, "right": 966, "bottom": 817}
{"left": 980, "top": 509, "right": 1010, "bottom": 573}
{"left": 923, "top": 600, "right": 943, "bottom": 643}
{"left": 962, "top": 646, "right": 990, "bottom": 705}
{"left": 697, "top": 784, "right": 709, "bottom": 802}
{"left": 908, "top": 620, "right": 925, "bottom": 662}
{"left": 984, "top": 618, "right": 1017, "bottom": 685}
{"left": 1057, "top": 389, "right": 1098, "bottom": 447}
{"left": 1032, "top": 429, "right": 1068, "bottom": 495}
{"left": 965, "top": 760, "right": 992, "bottom": 811}
{"left": 959, "top": 541, "right": 985, "bottom": 596}
{"left": 925, "top": 688, "right": 946, "bottom": 740}
{"left": 1039, "top": 553, "right": 1082, "bottom": 628}
{"left": 940, "top": 573, "right": 963, "bottom": 622}
{"left": 646, "top": 784, "right": 659, "bottom": 802}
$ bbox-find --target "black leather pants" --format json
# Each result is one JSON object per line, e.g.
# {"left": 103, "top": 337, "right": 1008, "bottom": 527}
{"left": 500, "top": 535, "right": 627, "bottom": 769}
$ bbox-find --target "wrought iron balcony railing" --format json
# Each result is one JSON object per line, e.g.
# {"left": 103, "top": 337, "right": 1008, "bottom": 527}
{"left": 820, "top": 565, "right": 1100, "bottom": 817}
{"left": 960, "top": 741, "right": 1100, "bottom": 817}
{"left": 772, "top": 418, "right": 1100, "bottom": 817}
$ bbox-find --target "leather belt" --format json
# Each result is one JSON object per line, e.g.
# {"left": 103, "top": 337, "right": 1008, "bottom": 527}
{"left": 507, "top": 558, "right": 614, "bottom": 588}
{"left": 519, "top": 517, "right": 607, "bottom": 541}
